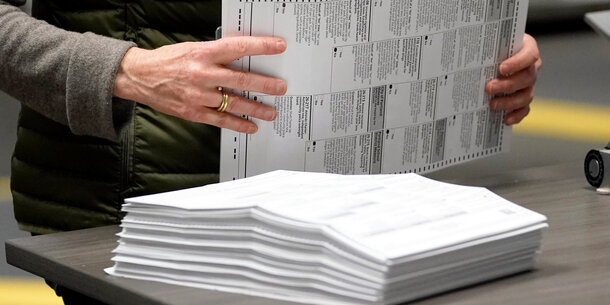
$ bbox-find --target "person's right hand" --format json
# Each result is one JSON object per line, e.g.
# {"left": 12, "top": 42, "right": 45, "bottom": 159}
{"left": 113, "top": 36, "right": 287, "bottom": 134}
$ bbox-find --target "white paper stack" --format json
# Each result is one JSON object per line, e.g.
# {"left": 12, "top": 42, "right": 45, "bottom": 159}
{"left": 106, "top": 171, "right": 547, "bottom": 305}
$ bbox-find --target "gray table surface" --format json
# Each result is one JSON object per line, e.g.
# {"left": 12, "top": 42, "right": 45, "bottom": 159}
{"left": 6, "top": 161, "right": 610, "bottom": 305}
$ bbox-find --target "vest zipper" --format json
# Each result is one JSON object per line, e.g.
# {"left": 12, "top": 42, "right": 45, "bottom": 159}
{"left": 119, "top": 113, "right": 135, "bottom": 212}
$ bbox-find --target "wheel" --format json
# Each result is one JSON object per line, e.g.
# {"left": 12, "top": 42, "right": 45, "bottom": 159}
{"left": 585, "top": 149, "right": 604, "bottom": 188}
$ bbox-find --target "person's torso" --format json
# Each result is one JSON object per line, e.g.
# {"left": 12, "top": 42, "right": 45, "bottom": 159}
{"left": 12, "top": 0, "right": 222, "bottom": 234}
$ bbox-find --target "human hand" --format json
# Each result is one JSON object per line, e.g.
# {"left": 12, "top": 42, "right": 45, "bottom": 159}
{"left": 485, "top": 33, "right": 542, "bottom": 126}
{"left": 113, "top": 36, "right": 287, "bottom": 134}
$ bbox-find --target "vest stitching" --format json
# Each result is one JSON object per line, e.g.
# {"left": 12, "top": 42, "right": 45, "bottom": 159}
{"left": 13, "top": 190, "right": 118, "bottom": 217}
{"left": 12, "top": 155, "right": 118, "bottom": 183}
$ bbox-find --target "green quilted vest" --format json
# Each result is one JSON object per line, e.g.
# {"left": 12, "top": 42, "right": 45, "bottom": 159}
{"left": 12, "top": 0, "right": 221, "bottom": 234}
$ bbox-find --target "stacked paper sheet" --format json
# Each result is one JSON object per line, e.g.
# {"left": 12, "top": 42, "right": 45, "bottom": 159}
{"left": 106, "top": 171, "right": 548, "bottom": 305}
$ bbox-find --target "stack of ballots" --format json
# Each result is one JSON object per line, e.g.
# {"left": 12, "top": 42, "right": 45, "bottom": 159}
{"left": 105, "top": 170, "right": 548, "bottom": 305}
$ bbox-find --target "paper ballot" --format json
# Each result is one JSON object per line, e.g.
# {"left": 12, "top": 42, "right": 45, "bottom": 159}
{"left": 107, "top": 171, "right": 547, "bottom": 305}
{"left": 219, "top": 0, "right": 530, "bottom": 181}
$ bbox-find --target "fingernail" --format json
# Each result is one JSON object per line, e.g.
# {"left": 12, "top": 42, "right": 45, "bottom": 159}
{"left": 487, "top": 82, "right": 496, "bottom": 94}
{"left": 505, "top": 117, "right": 515, "bottom": 126}
{"left": 499, "top": 63, "right": 509, "bottom": 75}
{"left": 276, "top": 81, "right": 287, "bottom": 94}
{"left": 490, "top": 101, "right": 497, "bottom": 110}
{"left": 266, "top": 110, "right": 277, "bottom": 121}
{"left": 247, "top": 125, "right": 258, "bottom": 134}
{"left": 276, "top": 40, "right": 286, "bottom": 51}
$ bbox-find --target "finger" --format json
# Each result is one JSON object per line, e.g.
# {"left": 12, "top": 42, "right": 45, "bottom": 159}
{"left": 535, "top": 57, "right": 543, "bottom": 71}
{"left": 504, "top": 105, "right": 531, "bottom": 126}
{"left": 221, "top": 93, "right": 277, "bottom": 121}
{"left": 192, "top": 107, "right": 261, "bottom": 134}
{"left": 498, "top": 34, "right": 540, "bottom": 76}
{"left": 490, "top": 86, "right": 534, "bottom": 111}
{"left": 171, "top": 91, "right": 265, "bottom": 134}
{"left": 217, "top": 69, "right": 287, "bottom": 96}
{"left": 486, "top": 64, "right": 537, "bottom": 95}
{"left": 210, "top": 36, "right": 287, "bottom": 63}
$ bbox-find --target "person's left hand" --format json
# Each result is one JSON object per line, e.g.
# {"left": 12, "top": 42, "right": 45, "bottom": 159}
{"left": 485, "top": 33, "right": 542, "bottom": 126}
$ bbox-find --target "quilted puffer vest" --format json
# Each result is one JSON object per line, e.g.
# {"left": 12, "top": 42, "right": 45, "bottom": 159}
{"left": 12, "top": 0, "right": 221, "bottom": 234}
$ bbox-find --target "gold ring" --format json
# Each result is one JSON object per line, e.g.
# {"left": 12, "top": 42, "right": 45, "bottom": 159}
{"left": 217, "top": 92, "right": 229, "bottom": 112}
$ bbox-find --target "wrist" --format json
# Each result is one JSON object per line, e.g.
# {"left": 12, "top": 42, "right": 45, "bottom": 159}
{"left": 113, "top": 47, "right": 148, "bottom": 102}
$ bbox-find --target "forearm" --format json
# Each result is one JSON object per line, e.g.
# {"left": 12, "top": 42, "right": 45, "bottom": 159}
{"left": 0, "top": 3, "right": 136, "bottom": 140}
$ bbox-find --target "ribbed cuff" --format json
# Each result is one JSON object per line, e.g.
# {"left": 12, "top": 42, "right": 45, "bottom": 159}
{"left": 65, "top": 32, "right": 136, "bottom": 141}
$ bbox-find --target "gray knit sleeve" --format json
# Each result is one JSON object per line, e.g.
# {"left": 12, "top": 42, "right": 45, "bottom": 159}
{"left": 0, "top": 3, "right": 137, "bottom": 140}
